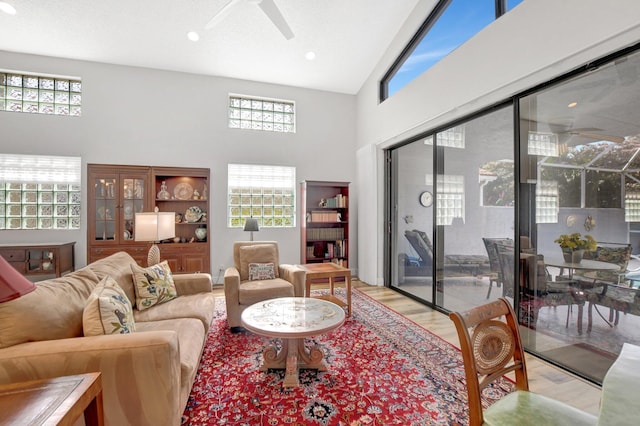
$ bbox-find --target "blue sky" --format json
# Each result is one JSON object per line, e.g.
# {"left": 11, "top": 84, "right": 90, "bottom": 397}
{"left": 388, "top": 0, "right": 524, "bottom": 96}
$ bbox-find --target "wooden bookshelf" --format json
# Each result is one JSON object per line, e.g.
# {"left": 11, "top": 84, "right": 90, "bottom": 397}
{"left": 300, "top": 180, "right": 349, "bottom": 267}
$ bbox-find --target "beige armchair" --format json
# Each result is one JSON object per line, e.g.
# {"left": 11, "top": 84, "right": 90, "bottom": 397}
{"left": 223, "top": 241, "right": 305, "bottom": 331}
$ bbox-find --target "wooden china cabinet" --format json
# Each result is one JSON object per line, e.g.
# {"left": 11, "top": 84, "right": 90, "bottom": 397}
{"left": 87, "top": 164, "right": 210, "bottom": 273}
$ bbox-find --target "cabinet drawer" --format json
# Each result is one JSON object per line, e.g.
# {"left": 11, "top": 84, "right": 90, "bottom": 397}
{"left": 7, "top": 261, "right": 26, "bottom": 273}
{"left": 0, "top": 250, "right": 26, "bottom": 262}
{"left": 161, "top": 243, "right": 207, "bottom": 254}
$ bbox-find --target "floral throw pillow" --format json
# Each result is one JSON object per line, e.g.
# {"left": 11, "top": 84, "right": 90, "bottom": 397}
{"left": 130, "top": 261, "right": 177, "bottom": 311}
{"left": 83, "top": 276, "right": 136, "bottom": 336}
{"left": 248, "top": 262, "right": 276, "bottom": 281}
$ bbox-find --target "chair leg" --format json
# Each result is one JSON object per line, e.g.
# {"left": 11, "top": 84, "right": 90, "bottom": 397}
{"left": 486, "top": 279, "right": 494, "bottom": 299}
{"left": 587, "top": 302, "right": 593, "bottom": 333}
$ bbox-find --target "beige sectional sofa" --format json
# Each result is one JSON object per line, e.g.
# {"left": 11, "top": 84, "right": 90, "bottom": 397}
{"left": 0, "top": 251, "right": 216, "bottom": 426}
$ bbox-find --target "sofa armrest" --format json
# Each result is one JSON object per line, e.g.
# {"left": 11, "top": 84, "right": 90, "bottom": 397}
{"left": 0, "top": 331, "right": 182, "bottom": 426}
{"left": 173, "top": 273, "right": 213, "bottom": 295}
{"left": 223, "top": 267, "right": 242, "bottom": 327}
{"left": 280, "top": 264, "right": 306, "bottom": 297}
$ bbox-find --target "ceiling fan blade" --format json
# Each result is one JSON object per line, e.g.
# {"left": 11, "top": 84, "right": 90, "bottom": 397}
{"left": 205, "top": 0, "right": 242, "bottom": 30}
{"left": 570, "top": 132, "right": 626, "bottom": 144}
{"left": 255, "top": 0, "right": 294, "bottom": 40}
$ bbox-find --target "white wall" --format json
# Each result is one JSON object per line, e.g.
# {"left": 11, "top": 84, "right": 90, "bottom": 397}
{"left": 355, "top": 0, "right": 640, "bottom": 284}
{"left": 0, "top": 51, "right": 357, "bottom": 281}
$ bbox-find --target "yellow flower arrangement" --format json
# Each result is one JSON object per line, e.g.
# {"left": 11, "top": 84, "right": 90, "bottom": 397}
{"left": 554, "top": 233, "right": 597, "bottom": 251}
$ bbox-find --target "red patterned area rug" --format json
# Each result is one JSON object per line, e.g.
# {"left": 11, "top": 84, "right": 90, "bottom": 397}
{"left": 182, "top": 289, "right": 514, "bottom": 425}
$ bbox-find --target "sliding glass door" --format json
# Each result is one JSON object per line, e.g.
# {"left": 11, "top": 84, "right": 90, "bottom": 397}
{"left": 389, "top": 106, "right": 515, "bottom": 312}
{"left": 387, "top": 46, "right": 640, "bottom": 384}
{"left": 517, "top": 48, "right": 640, "bottom": 383}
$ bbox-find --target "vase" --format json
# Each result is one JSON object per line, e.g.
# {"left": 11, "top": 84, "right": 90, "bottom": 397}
{"left": 562, "top": 248, "right": 584, "bottom": 264}
{"left": 195, "top": 227, "right": 207, "bottom": 241}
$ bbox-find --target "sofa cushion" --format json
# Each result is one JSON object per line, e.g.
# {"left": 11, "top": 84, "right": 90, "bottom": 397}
{"left": 83, "top": 276, "right": 136, "bottom": 336}
{"left": 0, "top": 267, "right": 99, "bottom": 349}
{"left": 131, "top": 261, "right": 177, "bottom": 311}
{"left": 88, "top": 251, "right": 138, "bottom": 307}
{"left": 136, "top": 318, "right": 206, "bottom": 412}
{"left": 238, "top": 278, "right": 294, "bottom": 305}
{"left": 134, "top": 292, "right": 217, "bottom": 333}
{"left": 238, "top": 244, "right": 280, "bottom": 281}
{"left": 248, "top": 262, "right": 276, "bottom": 281}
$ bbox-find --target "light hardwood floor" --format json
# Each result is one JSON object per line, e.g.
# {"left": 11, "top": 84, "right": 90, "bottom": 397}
{"left": 212, "top": 280, "right": 602, "bottom": 416}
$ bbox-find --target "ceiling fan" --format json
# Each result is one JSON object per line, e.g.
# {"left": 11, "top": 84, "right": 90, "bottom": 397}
{"left": 205, "top": 0, "right": 294, "bottom": 40}
{"left": 547, "top": 122, "right": 637, "bottom": 145}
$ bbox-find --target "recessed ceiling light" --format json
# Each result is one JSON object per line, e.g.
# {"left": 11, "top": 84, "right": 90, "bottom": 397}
{"left": 0, "top": 2, "right": 16, "bottom": 15}
{"left": 568, "top": 101, "right": 578, "bottom": 108}
{"left": 187, "top": 31, "right": 200, "bottom": 42}
{"left": 305, "top": 51, "right": 316, "bottom": 61}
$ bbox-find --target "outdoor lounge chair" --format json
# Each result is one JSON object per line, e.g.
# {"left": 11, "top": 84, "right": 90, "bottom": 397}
{"left": 402, "top": 229, "right": 490, "bottom": 278}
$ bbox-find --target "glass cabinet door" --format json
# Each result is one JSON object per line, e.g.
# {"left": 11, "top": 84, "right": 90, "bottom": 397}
{"left": 89, "top": 170, "right": 149, "bottom": 244}
{"left": 94, "top": 177, "right": 117, "bottom": 241}
{"left": 122, "top": 177, "right": 145, "bottom": 241}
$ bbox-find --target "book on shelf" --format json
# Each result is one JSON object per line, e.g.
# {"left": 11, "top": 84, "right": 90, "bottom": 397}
{"left": 306, "top": 228, "right": 345, "bottom": 241}
{"left": 310, "top": 210, "right": 340, "bottom": 222}
{"left": 324, "top": 194, "right": 348, "bottom": 208}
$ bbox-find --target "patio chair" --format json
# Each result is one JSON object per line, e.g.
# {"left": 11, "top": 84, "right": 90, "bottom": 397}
{"left": 564, "top": 243, "right": 632, "bottom": 327}
{"left": 586, "top": 283, "right": 640, "bottom": 332}
{"left": 482, "top": 237, "right": 514, "bottom": 298}
{"left": 404, "top": 229, "right": 489, "bottom": 278}
{"left": 498, "top": 249, "right": 585, "bottom": 332}
{"left": 449, "top": 298, "right": 597, "bottom": 426}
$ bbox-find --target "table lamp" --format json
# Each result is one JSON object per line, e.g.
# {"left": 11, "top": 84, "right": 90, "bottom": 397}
{"left": 243, "top": 217, "right": 260, "bottom": 241}
{"left": 135, "top": 208, "right": 176, "bottom": 266}
{"left": 0, "top": 255, "right": 36, "bottom": 303}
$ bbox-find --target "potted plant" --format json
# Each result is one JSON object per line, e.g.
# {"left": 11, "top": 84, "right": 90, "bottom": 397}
{"left": 554, "top": 232, "right": 597, "bottom": 263}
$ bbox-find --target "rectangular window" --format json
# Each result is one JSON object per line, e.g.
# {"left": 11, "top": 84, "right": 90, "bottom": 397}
{"left": 0, "top": 154, "right": 81, "bottom": 230}
{"left": 228, "top": 94, "right": 295, "bottom": 133}
{"left": 227, "top": 164, "right": 296, "bottom": 228}
{"left": 0, "top": 70, "right": 82, "bottom": 116}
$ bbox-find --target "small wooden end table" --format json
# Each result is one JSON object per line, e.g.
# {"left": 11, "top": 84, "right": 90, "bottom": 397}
{"left": 0, "top": 372, "right": 103, "bottom": 426}
{"left": 241, "top": 297, "right": 345, "bottom": 388}
{"left": 301, "top": 262, "right": 352, "bottom": 316}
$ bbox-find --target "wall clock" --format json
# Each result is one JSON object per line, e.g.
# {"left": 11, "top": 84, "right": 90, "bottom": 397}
{"left": 419, "top": 191, "right": 433, "bottom": 207}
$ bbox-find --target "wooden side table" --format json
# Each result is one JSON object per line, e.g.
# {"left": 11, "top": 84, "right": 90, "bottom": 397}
{"left": 0, "top": 372, "right": 103, "bottom": 426}
{"left": 301, "top": 262, "right": 352, "bottom": 316}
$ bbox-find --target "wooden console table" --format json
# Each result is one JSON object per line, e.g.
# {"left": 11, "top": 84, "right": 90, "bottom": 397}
{"left": 0, "top": 242, "right": 75, "bottom": 279}
{"left": 0, "top": 372, "right": 103, "bottom": 425}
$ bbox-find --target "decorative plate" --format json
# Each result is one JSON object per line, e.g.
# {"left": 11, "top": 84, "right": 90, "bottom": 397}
{"left": 174, "top": 183, "right": 194, "bottom": 200}
{"left": 184, "top": 206, "right": 204, "bottom": 223}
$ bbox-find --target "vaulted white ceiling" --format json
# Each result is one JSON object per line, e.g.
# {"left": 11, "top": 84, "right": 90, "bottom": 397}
{"left": 0, "top": 0, "right": 425, "bottom": 94}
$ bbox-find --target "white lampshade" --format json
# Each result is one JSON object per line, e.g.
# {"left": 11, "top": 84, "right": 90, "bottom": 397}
{"left": 135, "top": 211, "right": 176, "bottom": 266}
{"left": 135, "top": 212, "right": 176, "bottom": 242}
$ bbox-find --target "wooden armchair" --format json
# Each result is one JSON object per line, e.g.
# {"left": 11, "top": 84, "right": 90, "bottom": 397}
{"left": 449, "top": 298, "right": 597, "bottom": 426}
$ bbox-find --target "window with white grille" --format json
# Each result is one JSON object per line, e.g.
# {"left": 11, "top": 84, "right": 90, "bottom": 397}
{"left": 0, "top": 70, "right": 82, "bottom": 116}
{"left": 228, "top": 94, "right": 295, "bottom": 133}
{"left": 227, "top": 164, "right": 296, "bottom": 228}
{"left": 0, "top": 154, "right": 81, "bottom": 229}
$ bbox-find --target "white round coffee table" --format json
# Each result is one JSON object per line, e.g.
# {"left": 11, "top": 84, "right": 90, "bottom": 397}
{"left": 241, "top": 297, "right": 345, "bottom": 388}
